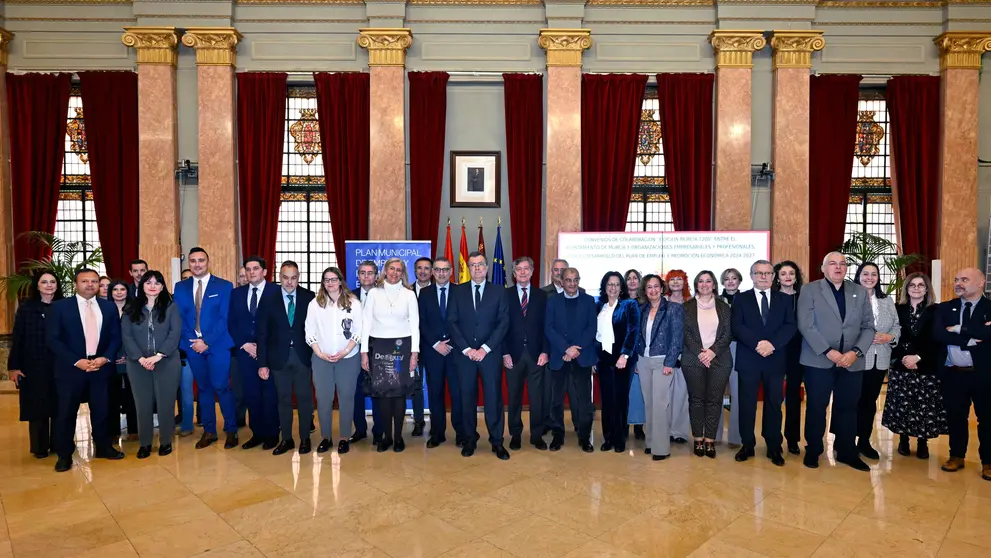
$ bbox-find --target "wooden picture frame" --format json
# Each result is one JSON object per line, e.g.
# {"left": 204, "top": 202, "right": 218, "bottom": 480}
{"left": 450, "top": 150, "right": 501, "bottom": 208}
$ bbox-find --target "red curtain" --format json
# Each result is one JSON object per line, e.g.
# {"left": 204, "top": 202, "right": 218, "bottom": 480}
{"left": 656, "top": 73, "right": 715, "bottom": 231}
{"left": 503, "top": 73, "right": 544, "bottom": 266}
{"left": 408, "top": 72, "right": 449, "bottom": 253}
{"left": 581, "top": 74, "right": 648, "bottom": 232}
{"left": 314, "top": 73, "right": 370, "bottom": 260}
{"left": 886, "top": 76, "right": 941, "bottom": 274}
{"left": 809, "top": 74, "right": 862, "bottom": 280}
{"left": 78, "top": 71, "right": 140, "bottom": 280}
{"left": 7, "top": 73, "right": 72, "bottom": 267}
{"left": 236, "top": 72, "right": 288, "bottom": 280}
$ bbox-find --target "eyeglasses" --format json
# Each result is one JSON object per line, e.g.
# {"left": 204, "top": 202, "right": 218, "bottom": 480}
{"left": 323, "top": 277, "right": 340, "bottom": 283}
{"left": 433, "top": 267, "right": 452, "bottom": 273}
{"left": 469, "top": 263, "right": 487, "bottom": 269}
{"left": 908, "top": 283, "right": 927, "bottom": 289}
{"left": 826, "top": 261, "right": 848, "bottom": 268}
{"left": 753, "top": 271, "right": 774, "bottom": 277}
{"left": 606, "top": 282, "right": 621, "bottom": 288}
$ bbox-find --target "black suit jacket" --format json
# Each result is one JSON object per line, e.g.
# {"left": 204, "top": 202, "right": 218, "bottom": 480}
{"left": 503, "top": 284, "right": 548, "bottom": 361}
{"left": 447, "top": 281, "right": 509, "bottom": 354}
{"left": 731, "top": 289, "right": 797, "bottom": 373}
{"left": 542, "top": 284, "right": 585, "bottom": 298}
{"left": 932, "top": 296, "right": 991, "bottom": 371}
{"left": 46, "top": 296, "right": 121, "bottom": 378}
{"left": 256, "top": 287, "right": 316, "bottom": 370}
{"left": 418, "top": 283, "right": 451, "bottom": 351}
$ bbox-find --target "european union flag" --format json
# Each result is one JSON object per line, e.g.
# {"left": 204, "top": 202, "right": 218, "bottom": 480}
{"left": 492, "top": 225, "right": 506, "bottom": 285}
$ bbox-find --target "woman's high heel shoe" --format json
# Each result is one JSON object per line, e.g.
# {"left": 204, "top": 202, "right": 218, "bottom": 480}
{"left": 704, "top": 441, "right": 716, "bottom": 459}
{"left": 694, "top": 440, "right": 705, "bottom": 457}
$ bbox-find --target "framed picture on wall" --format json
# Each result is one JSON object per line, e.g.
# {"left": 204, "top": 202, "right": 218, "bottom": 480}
{"left": 450, "top": 151, "right": 501, "bottom": 208}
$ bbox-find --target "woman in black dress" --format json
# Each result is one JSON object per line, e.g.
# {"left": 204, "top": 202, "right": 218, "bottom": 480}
{"left": 881, "top": 272, "right": 946, "bottom": 459}
{"left": 7, "top": 271, "right": 64, "bottom": 458}
{"left": 773, "top": 260, "right": 805, "bottom": 455}
{"left": 106, "top": 280, "right": 138, "bottom": 442}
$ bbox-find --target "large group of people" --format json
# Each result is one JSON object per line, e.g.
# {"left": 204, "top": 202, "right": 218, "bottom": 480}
{"left": 5, "top": 247, "right": 990, "bottom": 482}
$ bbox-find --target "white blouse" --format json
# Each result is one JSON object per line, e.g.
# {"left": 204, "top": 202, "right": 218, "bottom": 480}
{"left": 596, "top": 301, "right": 617, "bottom": 355}
{"left": 305, "top": 295, "right": 362, "bottom": 358}
{"left": 360, "top": 281, "right": 420, "bottom": 352}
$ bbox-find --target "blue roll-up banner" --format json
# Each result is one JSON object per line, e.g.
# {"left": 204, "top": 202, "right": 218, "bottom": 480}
{"left": 344, "top": 240, "right": 433, "bottom": 416}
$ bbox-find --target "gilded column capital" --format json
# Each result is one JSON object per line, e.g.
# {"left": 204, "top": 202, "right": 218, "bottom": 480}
{"left": 538, "top": 29, "right": 592, "bottom": 67}
{"left": 122, "top": 26, "right": 180, "bottom": 66}
{"left": 770, "top": 30, "right": 825, "bottom": 70}
{"left": 182, "top": 27, "right": 243, "bottom": 67}
{"left": 708, "top": 30, "right": 767, "bottom": 69}
{"left": 934, "top": 31, "right": 991, "bottom": 71}
{"left": 0, "top": 28, "right": 14, "bottom": 67}
{"left": 357, "top": 28, "right": 412, "bottom": 67}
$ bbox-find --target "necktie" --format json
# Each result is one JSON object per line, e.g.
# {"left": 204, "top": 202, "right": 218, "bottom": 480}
{"left": 760, "top": 291, "right": 769, "bottom": 326}
{"left": 475, "top": 285, "right": 482, "bottom": 310}
{"left": 84, "top": 299, "right": 98, "bottom": 356}
{"left": 250, "top": 287, "right": 258, "bottom": 316}
{"left": 521, "top": 287, "right": 528, "bottom": 317}
{"left": 963, "top": 301, "right": 973, "bottom": 325}
{"left": 439, "top": 287, "right": 447, "bottom": 320}
{"left": 194, "top": 279, "right": 204, "bottom": 333}
{"left": 287, "top": 294, "right": 295, "bottom": 327}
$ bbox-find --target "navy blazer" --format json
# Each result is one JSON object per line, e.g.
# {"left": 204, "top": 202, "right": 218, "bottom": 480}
{"left": 503, "top": 284, "right": 549, "bottom": 362}
{"left": 595, "top": 298, "right": 640, "bottom": 365}
{"left": 46, "top": 296, "right": 121, "bottom": 378}
{"left": 447, "top": 281, "right": 509, "bottom": 354}
{"left": 545, "top": 293, "right": 598, "bottom": 370}
{"left": 932, "top": 296, "right": 991, "bottom": 371}
{"left": 229, "top": 282, "right": 282, "bottom": 351}
{"left": 174, "top": 275, "right": 234, "bottom": 352}
{"left": 638, "top": 299, "right": 684, "bottom": 368}
{"left": 418, "top": 283, "right": 451, "bottom": 351}
{"left": 256, "top": 287, "right": 315, "bottom": 370}
{"left": 731, "top": 289, "right": 797, "bottom": 373}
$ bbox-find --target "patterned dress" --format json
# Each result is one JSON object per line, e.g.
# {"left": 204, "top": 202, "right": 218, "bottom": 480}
{"left": 881, "top": 303, "right": 948, "bottom": 439}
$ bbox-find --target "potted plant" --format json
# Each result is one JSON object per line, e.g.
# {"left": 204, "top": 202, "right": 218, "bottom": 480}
{"left": 0, "top": 232, "right": 103, "bottom": 300}
{"left": 839, "top": 231, "right": 921, "bottom": 296}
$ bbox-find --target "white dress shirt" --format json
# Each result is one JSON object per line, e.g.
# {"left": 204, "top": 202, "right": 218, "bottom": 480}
{"left": 305, "top": 295, "right": 362, "bottom": 357}
{"left": 246, "top": 280, "right": 267, "bottom": 311}
{"left": 360, "top": 282, "right": 420, "bottom": 352}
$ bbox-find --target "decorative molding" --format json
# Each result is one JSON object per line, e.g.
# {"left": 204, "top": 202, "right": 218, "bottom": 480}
{"left": 770, "top": 30, "right": 825, "bottom": 69}
{"left": 357, "top": 28, "right": 412, "bottom": 67}
{"left": 408, "top": 0, "right": 541, "bottom": 4}
{"left": 720, "top": 0, "right": 815, "bottom": 4}
{"left": 584, "top": 20, "right": 715, "bottom": 24}
{"left": 817, "top": 1, "right": 941, "bottom": 7}
{"left": 586, "top": 0, "right": 713, "bottom": 5}
{"left": 0, "top": 29, "right": 13, "bottom": 67}
{"left": 4, "top": 0, "right": 130, "bottom": 4}
{"left": 708, "top": 30, "right": 766, "bottom": 69}
{"left": 8, "top": 17, "right": 138, "bottom": 22}
{"left": 182, "top": 27, "right": 243, "bottom": 66}
{"left": 538, "top": 28, "right": 592, "bottom": 67}
{"left": 140, "top": 14, "right": 231, "bottom": 19}
{"left": 235, "top": 18, "right": 367, "bottom": 23}
{"left": 236, "top": 0, "right": 362, "bottom": 3}
{"left": 933, "top": 31, "right": 991, "bottom": 70}
{"left": 121, "top": 26, "right": 180, "bottom": 66}
{"left": 405, "top": 19, "right": 545, "bottom": 24}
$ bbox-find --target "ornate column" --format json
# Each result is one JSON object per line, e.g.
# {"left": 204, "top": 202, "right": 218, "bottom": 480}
{"left": 0, "top": 29, "right": 14, "bottom": 333}
{"left": 182, "top": 27, "right": 242, "bottom": 280}
{"left": 358, "top": 28, "right": 411, "bottom": 241}
{"left": 709, "top": 30, "right": 765, "bottom": 231}
{"left": 539, "top": 28, "right": 590, "bottom": 280}
{"left": 769, "top": 30, "right": 824, "bottom": 277}
{"left": 934, "top": 32, "right": 991, "bottom": 299}
{"left": 121, "top": 27, "right": 181, "bottom": 281}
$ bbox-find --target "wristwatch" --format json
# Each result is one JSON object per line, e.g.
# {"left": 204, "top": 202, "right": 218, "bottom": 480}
{"left": 852, "top": 346, "right": 864, "bottom": 359}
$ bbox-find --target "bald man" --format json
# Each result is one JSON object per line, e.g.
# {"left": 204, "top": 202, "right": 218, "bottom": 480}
{"left": 933, "top": 268, "right": 991, "bottom": 481}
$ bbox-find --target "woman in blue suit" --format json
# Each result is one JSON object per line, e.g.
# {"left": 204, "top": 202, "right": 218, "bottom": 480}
{"left": 596, "top": 272, "right": 641, "bottom": 453}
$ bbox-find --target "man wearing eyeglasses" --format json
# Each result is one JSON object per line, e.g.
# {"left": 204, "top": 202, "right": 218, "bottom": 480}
{"left": 730, "top": 260, "right": 797, "bottom": 466}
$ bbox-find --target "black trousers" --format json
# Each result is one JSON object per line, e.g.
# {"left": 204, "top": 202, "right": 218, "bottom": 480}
{"left": 29, "top": 419, "right": 55, "bottom": 455}
{"left": 423, "top": 350, "right": 463, "bottom": 442}
{"left": 804, "top": 365, "right": 862, "bottom": 459}
{"left": 377, "top": 396, "right": 406, "bottom": 442}
{"left": 941, "top": 366, "right": 991, "bottom": 464}
{"left": 597, "top": 355, "right": 631, "bottom": 446}
{"left": 272, "top": 350, "right": 314, "bottom": 443}
{"left": 411, "top": 371, "right": 425, "bottom": 425}
{"left": 738, "top": 366, "right": 784, "bottom": 451}
{"left": 55, "top": 369, "right": 113, "bottom": 458}
{"left": 353, "top": 370, "right": 384, "bottom": 439}
{"left": 457, "top": 354, "right": 505, "bottom": 446}
{"left": 550, "top": 362, "right": 593, "bottom": 442}
{"left": 507, "top": 350, "right": 547, "bottom": 443}
{"left": 784, "top": 359, "right": 804, "bottom": 446}
{"left": 107, "top": 373, "right": 137, "bottom": 439}
{"left": 856, "top": 366, "right": 888, "bottom": 443}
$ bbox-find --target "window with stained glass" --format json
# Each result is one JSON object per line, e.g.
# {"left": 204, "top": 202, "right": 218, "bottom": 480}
{"left": 55, "top": 89, "right": 105, "bottom": 276}
{"left": 845, "top": 89, "right": 896, "bottom": 286}
{"left": 626, "top": 88, "right": 675, "bottom": 232}
{"left": 276, "top": 85, "right": 335, "bottom": 292}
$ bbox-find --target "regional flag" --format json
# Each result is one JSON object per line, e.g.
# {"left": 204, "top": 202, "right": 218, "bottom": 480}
{"left": 444, "top": 222, "right": 456, "bottom": 285}
{"left": 477, "top": 223, "right": 486, "bottom": 256}
{"left": 492, "top": 225, "right": 506, "bottom": 285}
{"left": 458, "top": 222, "right": 470, "bottom": 284}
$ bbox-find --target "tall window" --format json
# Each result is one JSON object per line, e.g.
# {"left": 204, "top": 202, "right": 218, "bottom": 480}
{"left": 275, "top": 86, "right": 335, "bottom": 291}
{"left": 626, "top": 88, "right": 674, "bottom": 232}
{"left": 845, "top": 89, "right": 896, "bottom": 286}
{"left": 54, "top": 89, "right": 105, "bottom": 276}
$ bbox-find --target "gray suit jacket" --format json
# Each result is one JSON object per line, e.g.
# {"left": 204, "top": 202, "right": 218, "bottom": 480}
{"left": 864, "top": 294, "right": 900, "bottom": 371}
{"left": 797, "top": 279, "right": 876, "bottom": 371}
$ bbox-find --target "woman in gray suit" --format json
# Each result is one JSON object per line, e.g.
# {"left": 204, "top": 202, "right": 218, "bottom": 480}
{"left": 121, "top": 270, "right": 182, "bottom": 458}
{"left": 681, "top": 270, "right": 734, "bottom": 458}
{"left": 852, "top": 262, "right": 900, "bottom": 460}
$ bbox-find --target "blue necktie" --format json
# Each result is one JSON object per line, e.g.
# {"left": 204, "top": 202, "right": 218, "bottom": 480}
{"left": 760, "top": 291, "right": 769, "bottom": 326}
{"left": 475, "top": 285, "right": 482, "bottom": 310}
{"left": 439, "top": 287, "right": 447, "bottom": 320}
{"left": 249, "top": 287, "right": 258, "bottom": 316}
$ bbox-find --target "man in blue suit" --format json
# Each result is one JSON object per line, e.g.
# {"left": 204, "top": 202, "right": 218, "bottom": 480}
{"left": 229, "top": 256, "right": 282, "bottom": 450}
{"left": 731, "top": 260, "right": 797, "bottom": 466}
{"left": 174, "top": 247, "right": 238, "bottom": 449}
{"left": 351, "top": 260, "right": 384, "bottom": 444}
{"left": 545, "top": 267, "right": 597, "bottom": 453}
{"left": 448, "top": 251, "right": 510, "bottom": 460}
{"left": 418, "top": 256, "right": 463, "bottom": 448}
{"left": 48, "top": 268, "right": 124, "bottom": 472}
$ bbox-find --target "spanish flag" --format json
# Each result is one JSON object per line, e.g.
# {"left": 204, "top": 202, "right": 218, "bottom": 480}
{"left": 444, "top": 221, "right": 456, "bottom": 285}
{"left": 458, "top": 221, "right": 470, "bottom": 284}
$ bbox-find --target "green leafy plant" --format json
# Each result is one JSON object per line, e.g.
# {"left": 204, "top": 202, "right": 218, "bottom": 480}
{"left": 839, "top": 231, "right": 921, "bottom": 296}
{"left": 0, "top": 232, "right": 103, "bottom": 300}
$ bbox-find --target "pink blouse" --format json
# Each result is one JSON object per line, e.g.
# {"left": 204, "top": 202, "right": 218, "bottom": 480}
{"left": 696, "top": 297, "right": 719, "bottom": 349}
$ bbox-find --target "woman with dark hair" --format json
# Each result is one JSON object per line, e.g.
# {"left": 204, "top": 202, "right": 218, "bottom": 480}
{"left": 121, "top": 270, "right": 182, "bottom": 458}
{"left": 99, "top": 276, "right": 111, "bottom": 299}
{"left": 106, "top": 279, "right": 138, "bottom": 443}
{"left": 882, "top": 272, "right": 946, "bottom": 458}
{"left": 625, "top": 269, "right": 642, "bottom": 304}
{"left": 636, "top": 274, "right": 684, "bottom": 460}
{"left": 718, "top": 267, "right": 744, "bottom": 449}
{"left": 596, "top": 271, "right": 641, "bottom": 452}
{"left": 773, "top": 260, "right": 805, "bottom": 454}
{"left": 625, "top": 269, "right": 646, "bottom": 441}
{"left": 851, "top": 261, "right": 900, "bottom": 460}
{"left": 7, "top": 271, "right": 64, "bottom": 458}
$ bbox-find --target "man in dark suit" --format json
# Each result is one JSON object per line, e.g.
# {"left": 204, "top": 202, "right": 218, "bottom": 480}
{"left": 448, "top": 251, "right": 510, "bottom": 459}
{"left": 544, "top": 267, "right": 597, "bottom": 453}
{"left": 350, "top": 260, "right": 383, "bottom": 444}
{"left": 731, "top": 260, "right": 797, "bottom": 466}
{"left": 257, "top": 260, "right": 315, "bottom": 456}
{"left": 48, "top": 268, "right": 124, "bottom": 472}
{"left": 127, "top": 259, "right": 147, "bottom": 299}
{"left": 933, "top": 267, "right": 991, "bottom": 480}
{"left": 797, "top": 251, "right": 876, "bottom": 471}
{"left": 541, "top": 258, "right": 583, "bottom": 433}
{"left": 409, "top": 256, "right": 433, "bottom": 437}
{"left": 229, "top": 256, "right": 282, "bottom": 450}
{"left": 419, "top": 256, "right": 464, "bottom": 448}
{"left": 503, "top": 256, "right": 550, "bottom": 451}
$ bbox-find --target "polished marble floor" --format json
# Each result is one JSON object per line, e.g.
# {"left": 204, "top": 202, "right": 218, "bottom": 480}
{"left": 0, "top": 395, "right": 989, "bottom": 558}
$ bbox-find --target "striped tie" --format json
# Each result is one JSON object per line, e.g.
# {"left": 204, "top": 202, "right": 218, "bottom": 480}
{"left": 521, "top": 287, "right": 528, "bottom": 317}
